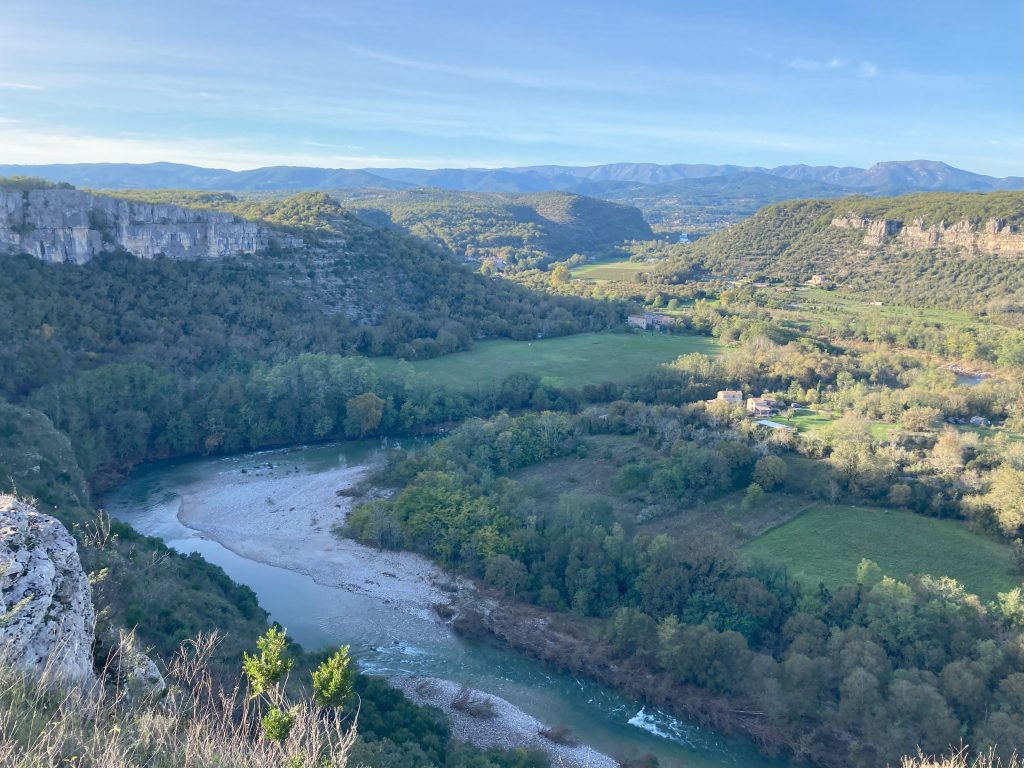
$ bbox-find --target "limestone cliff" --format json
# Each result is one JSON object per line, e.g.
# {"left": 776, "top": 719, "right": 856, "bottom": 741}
{"left": 831, "top": 214, "right": 1024, "bottom": 255}
{"left": 0, "top": 495, "right": 95, "bottom": 684}
{"left": 0, "top": 188, "right": 298, "bottom": 264}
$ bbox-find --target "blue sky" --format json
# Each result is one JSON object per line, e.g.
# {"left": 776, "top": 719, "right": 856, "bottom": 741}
{"left": 1, "top": 0, "right": 1021, "bottom": 174}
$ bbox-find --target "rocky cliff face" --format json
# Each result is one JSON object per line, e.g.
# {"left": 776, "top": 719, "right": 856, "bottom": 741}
{"left": 0, "top": 496, "right": 95, "bottom": 684}
{"left": 0, "top": 188, "right": 297, "bottom": 264}
{"left": 831, "top": 214, "right": 1024, "bottom": 254}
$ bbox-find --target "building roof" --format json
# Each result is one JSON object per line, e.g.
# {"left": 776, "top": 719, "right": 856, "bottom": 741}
{"left": 756, "top": 419, "right": 796, "bottom": 431}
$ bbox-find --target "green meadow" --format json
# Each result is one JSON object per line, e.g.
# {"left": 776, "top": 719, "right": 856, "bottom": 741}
{"left": 741, "top": 505, "right": 1016, "bottom": 600}
{"left": 771, "top": 408, "right": 898, "bottom": 440}
{"left": 570, "top": 260, "right": 651, "bottom": 282}
{"left": 371, "top": 331, "right": 721, "bottom": 390}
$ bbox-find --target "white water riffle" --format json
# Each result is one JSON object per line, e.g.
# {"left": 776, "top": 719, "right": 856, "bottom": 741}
{"left": 104, "top": 440, "right": 788, "bottom": 768}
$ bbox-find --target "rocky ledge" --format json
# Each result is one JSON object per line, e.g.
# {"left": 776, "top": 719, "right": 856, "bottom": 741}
{"left": 0, "top": 495, "right": 95, "bottom": 684}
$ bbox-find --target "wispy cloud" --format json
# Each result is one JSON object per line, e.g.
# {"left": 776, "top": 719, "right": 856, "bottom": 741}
{"left": 787, "top": 58, "right": 879, "bottom": 78}
{"left": 0, "top": 123, "right": 507, "bottom": 170}
{"left": 788, "top": 58, "right": 847, "bottom": 71}
{"left": 0, "top": 81, "right": 43, "bottom": 90}
{"left": 346, "top": 46, "right": 639, "bottom": 94}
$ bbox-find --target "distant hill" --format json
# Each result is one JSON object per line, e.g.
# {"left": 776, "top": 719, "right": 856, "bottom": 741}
{"left": 4, "top": 159, "right": 1022, "bottom": 231}
{"left": 571, "top": 172, "right": 851, "bottom": 227}
{"left": 671, "top": 191, "right": 1024, "bottom": 309}
{"left": 339, "top": 189, "right": 653, "bottom": 270}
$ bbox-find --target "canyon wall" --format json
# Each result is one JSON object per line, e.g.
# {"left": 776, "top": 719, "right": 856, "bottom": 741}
{"left": 832, "top": 214, "right": 1024, "bottom": 255}
{"left": 0, "top": 188, "right": 298, "bottom": 264}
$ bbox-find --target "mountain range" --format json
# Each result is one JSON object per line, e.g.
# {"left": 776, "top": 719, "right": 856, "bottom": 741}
{"left": 3, "top": 159, "right": 1022, "bottom": 196}
{"left": 5, "top": 159, "right": 1023, "bottom": 231}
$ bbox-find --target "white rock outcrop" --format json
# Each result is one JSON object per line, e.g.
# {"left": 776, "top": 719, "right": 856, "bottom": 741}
{"left": 0, "top": 188, "right": 300, "bottom": 264}
{"left": 0, "top": 495, "right": 95, "bottom": 684}
{"left": 831, "top": 214, "right": 1024, "bottom": 254}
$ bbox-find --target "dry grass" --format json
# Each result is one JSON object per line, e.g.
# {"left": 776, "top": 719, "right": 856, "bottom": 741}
{"left": 0, "top": 633, "right": 356, "bottom": 768}
{"left": 901, "top": 747, "right": 1022, "bottom": 768}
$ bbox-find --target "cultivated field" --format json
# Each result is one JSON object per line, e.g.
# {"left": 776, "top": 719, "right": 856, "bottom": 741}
{"left": 570, "top": 260, "right": 651, "bottom": 282}
{"left": 371, "top": 331, "right": 721, "bottom": 390}
{"left": 741, "top": 505, "right": 1016, "bottom": 600}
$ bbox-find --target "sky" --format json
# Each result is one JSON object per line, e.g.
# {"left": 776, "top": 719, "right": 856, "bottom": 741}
{"left": 0, "top": 0, "right": 1021, "bottom": 175}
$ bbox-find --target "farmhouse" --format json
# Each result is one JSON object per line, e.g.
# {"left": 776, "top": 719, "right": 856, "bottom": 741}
{"left": 627, "top": 312, "right": 679, "bottom": 330}
{"left": 716, "top": 390, "right": 743, "bottom": 406}
{"left": 747, "top": 397, "right": 777, "bottom": 417}
{"left": 806, "top": 274, "right": 833, "bottom": 287}
{"left": 627, "top": 314, "right": 652, "bottom": 329}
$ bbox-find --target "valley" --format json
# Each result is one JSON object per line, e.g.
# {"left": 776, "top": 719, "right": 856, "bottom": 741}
{"left": 4, "top": 5, "right": 1023, "bottom": 767}
{"left": 3, "top": 172, "right": 1024, "bottom": 768}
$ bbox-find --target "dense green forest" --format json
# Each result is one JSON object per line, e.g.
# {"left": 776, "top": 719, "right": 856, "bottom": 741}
{"left": 337, "top": 189, "right": 653, "bottom": 270}
{"left": 0, "top": 189, "right": 620, "bottom": 488}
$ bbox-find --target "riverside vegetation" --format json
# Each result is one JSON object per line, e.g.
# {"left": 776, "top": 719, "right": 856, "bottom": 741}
{"left": 2, "top": 176, "right": 1024, "bottom": 766}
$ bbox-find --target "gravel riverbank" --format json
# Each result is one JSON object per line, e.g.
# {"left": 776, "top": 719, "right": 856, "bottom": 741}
{"left": 175, "top": 459, "right": 457, "bottom": 622}
{"left": 392, "top": 676, "right": 619, "bottom": 768}
{"left": 172, "top": 456, "right": 618, "bottom": 765}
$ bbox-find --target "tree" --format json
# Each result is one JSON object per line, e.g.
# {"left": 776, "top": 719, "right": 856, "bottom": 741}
{"left": 242, "top": 627, "right": 357, "bottom": 748}
{"left": 242, "top": 626, "right": 298, "bottom": 741}
{"left": 313, "top": 646, "right": 356, "bottom": 708}
{"left": 753, "top": 455, "right": 788, "bottom": 491}
{"left": 742, "top": 482, "right": 765, "bottom": 508}
{"left": 344, "top": 392, "right": 385, "bottom": 438}
{"left": 984, "top": 465, "right": 1024, "bottom": 535}
{"left": 900, "top": 406, "right": 942, "bottom": 432}
{"left": 549, "top": 263, "right": 571, "bottom": 286}
{"left": 484, "top": 554, "right": 528, "bottom": 598}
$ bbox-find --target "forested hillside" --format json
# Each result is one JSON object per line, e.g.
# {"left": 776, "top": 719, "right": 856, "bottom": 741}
{"left": 669, "top": 192, "right": 1024, "bottom": 308}
{"left": 339, "top": 189, "right": 653, "bottom": 270}
{"left": 0, "top": 186, "right": 619, "bottom": 488}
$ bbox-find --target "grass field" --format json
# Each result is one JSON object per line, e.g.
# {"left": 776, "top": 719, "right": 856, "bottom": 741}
{"left": 571, "top": 260, "right": 651, "bottom": 282}
{"left": 956, "top": 424, "right": 1024, "bottom": 443}
{"left": 772, "top": 408, "right": 897, "bottom": 441}
{"left": 371, "top": 331, "right": 721, "bottom": 390}
{"left": 791, "top": 288, "right": 976, "bottom": 327}
{"left": 741, "top": 505, "right": 1016, "bottom": 600}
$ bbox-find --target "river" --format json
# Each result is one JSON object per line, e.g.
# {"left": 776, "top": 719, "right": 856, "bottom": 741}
{"left": 103, "top": 440, "right": 789, "bottom": 768}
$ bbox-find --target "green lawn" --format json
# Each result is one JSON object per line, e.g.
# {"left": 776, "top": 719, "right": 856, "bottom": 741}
{"left": 571, "top": 260, "right": 650, "bottom": 282}
{"left": 370, "top": 331, "right": 721, "bottom": 390}
{"left": 772, "top": 408, "right": 897, "bottom": 441}
{"left": 741, "top": 505, "right": 1016, "bottom": 600}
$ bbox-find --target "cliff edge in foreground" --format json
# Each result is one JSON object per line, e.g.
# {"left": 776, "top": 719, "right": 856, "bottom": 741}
{"left": 0, "top": 495, "right": 95, "bottom": 684}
